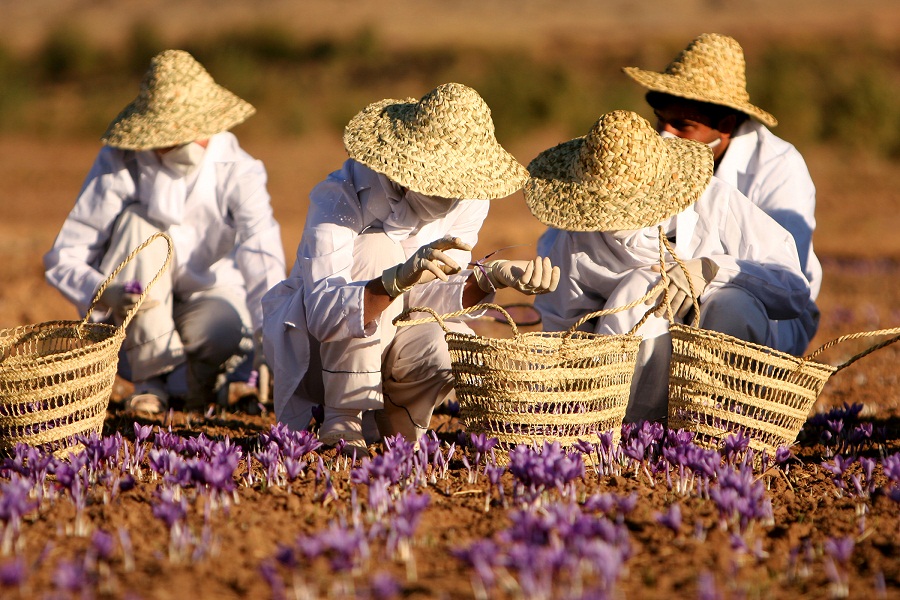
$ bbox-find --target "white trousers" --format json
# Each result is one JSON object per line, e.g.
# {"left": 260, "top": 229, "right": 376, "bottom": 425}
{"left": 287, "top": 229, "right": 468, "bottom": 441}
{"left": 101, "top": 205, "right": 253, "bottom": 405}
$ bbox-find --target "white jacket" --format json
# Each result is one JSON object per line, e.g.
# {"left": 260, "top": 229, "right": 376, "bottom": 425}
{"left": 262, "top": 159, "right": 489, "bottom": 413}
{"left": 717, "top": 120, "right": 821, "bottom": 300}
{"left": 43, "top": 132, "right": 286, "bottom": 331}
{"left": 535, "top": 177, "right": 811, "bottom": 341}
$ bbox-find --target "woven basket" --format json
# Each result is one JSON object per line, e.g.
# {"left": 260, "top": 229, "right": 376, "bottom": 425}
{"left": 669, "top": 322, "right": 900, "bottom": 457}
{"left": 657, "top": 235, "right": 900, "bottom": 456}
{"left": 0, "top": 233, "right": 172, "bottom": 457}
{"left": 395, "top": 292, "right": 662, "bottom": 459}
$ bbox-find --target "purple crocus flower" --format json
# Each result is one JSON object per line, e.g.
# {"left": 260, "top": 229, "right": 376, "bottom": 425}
{"left": 386, "top": 492, "right": 430, "bottom": 559}
{"left": 52, "top": 560, "right": 90, "bottom": 593}
{"left": 90, "top": 530, "right": 116, "bottom": 562}
{"left": 824, "top": 536, "right": 855, "bottom": 564}
{"left": 283, "top": 457, "right": 306, "bottom": 482}
{"left": 0, "top": 476, "right": 37, "bottom": 532}
{"left": 774, "top": 446, "right": 793, "bottom": 467}
{"left": 152, "top": 488, "right": 188, "bottom": 529}
{"left": 123, "top": 280, "right": 143, "bottom": 294}
{"left": 258, "top": 560, "right": 286, "bottom": 600}
{"left": 848, "top": 423, "right": 873, "bottom": 447}
{"left": 697, "top": 571, "right": 722, "bottom": 600}
{"left": 582, "top": 492, "right": 618, "bottom": 516}
{"left": 133, "top": 422, "right": 153, "bottom": 443}
{"left": 823, "top": 535, "right": 854, "bottom": 597}
{"left": 882, "top": 453, "right": 900, "bottom": 484}
{"left": 822, "top": 455, "right": 857, "bottom": 493}
{"left": 722, "top": 431, "right": 750, "bottom": 464}
{"left": 369, "top": 572, "right": 401, "bottom": 600}
{"left": 485, "top": 465, "right": 508, "bottom": 510}
{"left": 860, "top": 457, "right": 876, "bottom": 494}
{"left": 0, "top": 557, "right": 27, "bottom": 588}
{"left": 296, "top": 521, "right": 369, "bottom": 572}
{"left": 274, "top": 543, "right": 297, "bottom": 569}
{"left": 453, "top": 539, "right": 499, "bottom": 590}
{"left": 0, "top": 444, "right": 30, "bottom": 478}
{"left": 469, "top": 433, "right": 498, "bottom": 461}
{"left": 709, "top": 464, "right": 769, "bottom": 534}
{"left": 654, "top": 503, "right": 682, "bottom": 534}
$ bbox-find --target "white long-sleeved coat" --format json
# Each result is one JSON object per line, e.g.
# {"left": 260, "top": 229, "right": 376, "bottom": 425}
{"left": 717, "top": 119, "right": 821, "bottom": 301}
{"left": 535, "top": 177, "right": 811, "bottom": 346}
{"left": 43, "top": 132, "right": 286, "bottom": 332}
{"left": 261, "top": 159, "right": 489, "bottom": 419}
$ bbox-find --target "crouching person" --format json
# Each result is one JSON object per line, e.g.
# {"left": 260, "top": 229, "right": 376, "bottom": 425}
{"left": 262, "top": 83, "right": 560, "bottom": 454}
{"left": 44, "top": 50, "right": 286, "bottom": 414}
{"left": 528, "top": 110, "right": 810, "bottom": 423}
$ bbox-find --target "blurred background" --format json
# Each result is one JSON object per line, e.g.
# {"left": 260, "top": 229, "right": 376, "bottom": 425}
{"left": 2, "top": 0, "right": 900, "bottom": 337}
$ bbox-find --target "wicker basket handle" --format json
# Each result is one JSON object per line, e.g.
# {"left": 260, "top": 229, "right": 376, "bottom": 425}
{"left": 394, "top": 303, "right": 520, "bottom": 336}
{"left": 84, "top": 232, "right": 174, "bottom": 332}
{"left": 804, "top": 326, "right": 900, "bottom": 372}
{"left": 567, "top": 280, "right": 665, "bottom": 337}
{"left": 658, "top": 230, "right": 701, "bottom": 328}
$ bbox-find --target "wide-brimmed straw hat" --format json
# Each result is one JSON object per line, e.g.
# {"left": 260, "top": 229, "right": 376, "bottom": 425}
{"left": 524, "top": 110, "right": 714, "bottom": 232}
{"left": 623, "top": 33, "right": 777, "bottom": 128}
{"left": 343, "top": 82, "right": 528, "bottom": 199}
{"left": 102, "top": 49, "right": 256, "bottom": 150}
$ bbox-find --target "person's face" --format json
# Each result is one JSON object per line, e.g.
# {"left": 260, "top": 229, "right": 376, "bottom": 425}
{"left": 653, "top": 103, "right": 734, "bottom": 162}
{"left": 152, "top": 138, "right": 210, "bottom": 157}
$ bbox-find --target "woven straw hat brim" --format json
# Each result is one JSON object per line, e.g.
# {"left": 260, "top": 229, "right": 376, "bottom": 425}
{"left": 623, "top": 67, "right": 777, "bottom": 128}
{"left": 102, "top": 92, "right": 255, "bottom": 151}
{"left": 525, "top": 134, "right": 713, "bottom": 232}
{"left": 344, "top": 96, "right": 529, "bottom": 200}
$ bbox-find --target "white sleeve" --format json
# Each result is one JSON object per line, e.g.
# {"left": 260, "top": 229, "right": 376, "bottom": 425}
{"left": 748, "top": 149, "right": 821, "bottom": 298}
{"left": 295, "top": 173, "right": 369, "bottom": 344}
{"left": 43, "top": 148, "right": 134, "bottom": 316}
{"left": 227, "top": 157, "right": 287, "bottom": 332}
{"left": 703, "top": 183, "right": 811, "bottom": 320}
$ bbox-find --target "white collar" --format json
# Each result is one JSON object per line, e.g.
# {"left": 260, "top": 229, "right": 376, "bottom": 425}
{"left": 716, "top": 120, "right": 761, "bottom": 185}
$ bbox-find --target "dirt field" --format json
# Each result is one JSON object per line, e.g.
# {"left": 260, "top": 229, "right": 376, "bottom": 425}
{"left": 3, "top": 1, "right": 900, "bottom": 599}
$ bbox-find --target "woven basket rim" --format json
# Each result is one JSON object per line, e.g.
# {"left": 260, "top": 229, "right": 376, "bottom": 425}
{"left": 445, "top": 329, "right": 642, "bottom": 343}
{"left": 668, "top": 322, "right": 838, "bottom": 374}
{"left": 0, "top": 320, "right": 123, "bottom": 369}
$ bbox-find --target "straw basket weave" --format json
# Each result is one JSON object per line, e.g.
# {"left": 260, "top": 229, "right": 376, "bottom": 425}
{"left": 395, "top": 294, "right": 662, "bottom": 459}
{"left": 0, "top": 233, "right": 172, "bottom": 457}
{"left": 658, "top": 235, "right": 900, "bottom": 456}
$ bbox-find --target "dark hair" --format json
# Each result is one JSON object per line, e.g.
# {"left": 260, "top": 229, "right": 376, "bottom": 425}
{"left": 646, "top": 92, "right": 748, "bottom": 128}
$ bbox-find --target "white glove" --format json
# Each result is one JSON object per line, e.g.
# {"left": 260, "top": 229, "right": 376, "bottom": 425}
{"left": 649, "top": 257, "right": 719, "bottom": 318}
{"left": 381, "top": 236, "right": 473, "bottom": 298}
{"left": 98, "top": 284, "right": 159, "bottom": 320}
{"left": 473, "top": 257, "right": 561, "bottom": 295}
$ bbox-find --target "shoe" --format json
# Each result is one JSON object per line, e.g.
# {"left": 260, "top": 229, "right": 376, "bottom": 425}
{"left": 125, "top": 379, "right": 169, "bottom": 414}
{"left": 125, "top": 392, "right": 167, "bottom": 414}
{"left": 318, "top": 408, "right": 367, "bottom": 454}
{"left": 216, "top": 381, "right": 262, "bottom": 414}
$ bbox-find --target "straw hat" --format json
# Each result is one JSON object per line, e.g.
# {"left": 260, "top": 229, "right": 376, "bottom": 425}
{"left": 102, "top": 49, "right": 256, "bottom": 150}
{"left": 623, "top": 33, "right": 777, "bottom": 128}
{"left": 343, "top": 82, "right": 528, "bottom": 199}
{"left": 524, "top": 110, "right": 714, "bottom": 232}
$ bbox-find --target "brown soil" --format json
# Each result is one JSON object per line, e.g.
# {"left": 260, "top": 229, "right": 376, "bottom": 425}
{"left": 4, "top": 2, "right": 900, "bottom": 599}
